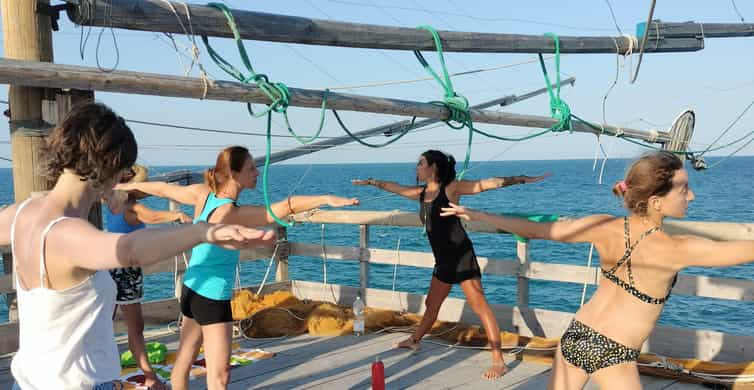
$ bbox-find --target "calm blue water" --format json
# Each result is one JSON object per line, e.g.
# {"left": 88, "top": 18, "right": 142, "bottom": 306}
{"left": 1, "top": 157, "right": 753, "bottom": 335}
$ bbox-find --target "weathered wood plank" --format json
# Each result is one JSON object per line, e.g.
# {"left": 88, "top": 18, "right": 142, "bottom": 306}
{"left": 65, "top": 0, "right": 704, "bottom": 54}
{"left": 288, "top": 281, "right": 754, "bottom": 361}
{"left": 0, "top": 58, "right": 671, "bottom": 144}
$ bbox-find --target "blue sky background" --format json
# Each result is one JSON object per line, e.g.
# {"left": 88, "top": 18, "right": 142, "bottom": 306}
{"left": 1, "top": 0, "right": 753, "bottom": 167}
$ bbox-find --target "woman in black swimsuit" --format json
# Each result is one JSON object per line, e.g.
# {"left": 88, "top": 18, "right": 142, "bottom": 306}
{"left": 441, "top": 151, "right": 754, "bottom": 389}
{"left": 352, "top": 149, "right": 548, "bottom": 380}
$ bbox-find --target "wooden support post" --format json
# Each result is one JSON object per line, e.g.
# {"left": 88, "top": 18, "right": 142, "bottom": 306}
{"left": 66, "top": 0, "right": 704, "bottom": 54}
{"left": 168, "top": 200, "right": 187, "bottom": 298}
{"left": 274, "top": 225, "right": 289, "bottom": 282}
{"left": 359, "top": 225, "right": 370, "bottom": 299}
{"left": 2, "top": 0, "right": 55, "bottom": 323}
{"left": 0, "top": 59, "right": 673, "bottom": 145}
{"left": 2, "top": 0, "right": 55, "bottom": 201}
{"left": 516, "top": 241, "right": 530, "bottom": 307}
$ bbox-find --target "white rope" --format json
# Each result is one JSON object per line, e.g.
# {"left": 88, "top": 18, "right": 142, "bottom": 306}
{"left": 256, "top": 244, "right": 280, "bottom": 296}
{"left": 159, "top": 0, "right": 213, "bottom": 98}
{"left": 391, "top": 237, "right": 407, "bottom": 313}
{"left": 579, "top": 244, "right": 595, "bottom": 307}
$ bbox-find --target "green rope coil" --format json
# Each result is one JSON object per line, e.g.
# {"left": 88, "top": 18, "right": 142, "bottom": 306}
{"left": 537, "top": 33, "right": 571, "bottom": 132}
{"left": 413, "top": 25, "right": 474, "bottom": 179}
{"left": 203, "top": 2, "right": 337, "bottom": 226}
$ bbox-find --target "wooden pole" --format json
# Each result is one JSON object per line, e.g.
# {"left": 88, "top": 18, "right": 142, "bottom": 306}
{"left": 274, "top": 226, "right": 289, "bottom": 282}
{"left": 65, "top": 0, "right": 704, "bottom": 54}
{"left": 0, "top": 58, "right": 672, "bottom": 145}
{"left": 517, "top": 241, "right": 530, "bottom": 307}
{"left": 359, "top": 224, "right": 369, "bottom": 300}
{"left": 2, "top": 1, "right": 55, "bottom": 202}
{"left": 1, "top": 0, "right": 55, "bottom": 324}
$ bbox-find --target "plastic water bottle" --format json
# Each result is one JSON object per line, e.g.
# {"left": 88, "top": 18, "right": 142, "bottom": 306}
{"left": 353, "top": 294, "right": 365, "bottom": 336}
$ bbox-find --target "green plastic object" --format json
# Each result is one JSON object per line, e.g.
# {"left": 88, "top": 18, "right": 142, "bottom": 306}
{"left": 120, "top": 342, "right": 168, "bottom": 367}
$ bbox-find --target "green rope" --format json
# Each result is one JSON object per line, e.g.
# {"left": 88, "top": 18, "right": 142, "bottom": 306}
{"left": 262, "top": 113, "right": 293, "bottom": 227}
{"left": 331, "top": 110, "right": 417, "bottom": 147}
{"left": 537, "top": 33, "right": 571, "bottom": 132}
{"left": 413, "top": 25, "right": 474, "bottom": 179}
{"left": 203, "top": 2, "right": 338, "bottom": 226}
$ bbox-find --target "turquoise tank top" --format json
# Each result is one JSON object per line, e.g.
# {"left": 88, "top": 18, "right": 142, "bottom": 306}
{"left": 183, "top": 192, "right": 240, "bottom": 301}
{"left": 104, "top": 206, "right": 145, "bottom": 233}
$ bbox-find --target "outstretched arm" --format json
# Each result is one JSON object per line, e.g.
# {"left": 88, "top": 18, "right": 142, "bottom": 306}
{"left": 671, "top": 235, "right": 754, "bottom": 269}
{"left": 440, "top": 202, "right": 613, "bottom": 243}
{"left": 225, "top": 195, "right": 359, "bottom": 227}
{"left": 116, "top": 182, "right": 204, "bottom": 206}
{"left": 130, "top": 203, "right": 192, "bottom": 225}
{"left": 50, "top": 219, "right": 276, "bottom": 271}
{"left": 451, "top": 173, "right": 550, "bottom": 196}
{"left": 352, "top": 178, "right": 423, "bottom": 200}
{"left": 0, "top": 203, "right": 19, "bottom": 246}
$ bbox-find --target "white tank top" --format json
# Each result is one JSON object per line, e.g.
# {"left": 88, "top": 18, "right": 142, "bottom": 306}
{"left": 10, "top": 199, "right": 120, "bottom": 390}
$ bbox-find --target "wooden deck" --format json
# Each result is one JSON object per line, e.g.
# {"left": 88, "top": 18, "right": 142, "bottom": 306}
{"left": 2, "top": 327, "right": 702, "bottom": 389}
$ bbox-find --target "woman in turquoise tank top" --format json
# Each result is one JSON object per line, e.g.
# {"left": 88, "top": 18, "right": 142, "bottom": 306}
{"left": 117, "top": 145, "right": 359, "bottom": 390}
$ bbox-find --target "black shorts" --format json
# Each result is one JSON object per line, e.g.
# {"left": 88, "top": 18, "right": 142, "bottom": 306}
{"left": 179, "top": 285, "right": 233, "bottom": 326}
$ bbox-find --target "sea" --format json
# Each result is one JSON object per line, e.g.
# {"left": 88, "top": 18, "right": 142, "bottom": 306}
{"left": 1, "top": 156, "right": 753, "bottom": 336}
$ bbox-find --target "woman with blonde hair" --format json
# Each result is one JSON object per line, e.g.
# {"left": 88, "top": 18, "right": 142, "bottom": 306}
{"left": 0, "top": 102, "right": 270, "bottom": 390}
{"left": 104, "top": 164, "right": 191, "bottom": 389}
{"left": 441, "top": 151, "right": 754, "bottom": 389}
{"left": 117, "top": 145, "right": 359, "bottom": 389}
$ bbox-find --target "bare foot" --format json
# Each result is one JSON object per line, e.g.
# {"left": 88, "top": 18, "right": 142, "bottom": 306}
{"left": 482, "top": 360, "right": 507, "bottom": 380}
{"left": 395, "top": 337, "right": 420, "bottom": 351}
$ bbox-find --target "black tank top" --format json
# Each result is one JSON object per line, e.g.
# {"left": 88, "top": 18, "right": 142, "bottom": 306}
{"left": 419, "top": 184, "right": 475, "bottom": 260}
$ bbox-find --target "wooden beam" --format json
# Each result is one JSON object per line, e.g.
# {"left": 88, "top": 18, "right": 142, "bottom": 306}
{"left": 65, "top": 0, "right": 704, "bottom": 54}
{"left": 259, "top": 78, "right": 576, "bottom": 166}
{"left": 649, "top": 21, "right": 754, "bottom": 39}
{"left": 0, "top": 58, "right": 671, "bottom": 146}
{"left": 138, "top": 79, "right": 577, "bottom": 183}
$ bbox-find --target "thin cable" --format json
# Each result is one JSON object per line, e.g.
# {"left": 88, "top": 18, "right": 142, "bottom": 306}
{"left": 699, "top": 99, "right": 754, "bottom": 157}
{"left": 94, "top": 0, "right": 120, "bottom": 72}
{"left": 327, "top": 0, "right": 621, "bottom": 32}
{"left": 126, "top": 119, "right": 339, "bottom": 139}
{"left": 731, "top": 0, "right": 747, "bottom": 22}
{"left": 604, "top": 0, "right": 624, "bottom": 35}
{"left": 630, "top": 0, "right": 657, "bottom": 84}
{"left": 324, "top": 56, "right": 553, "bottom": 91}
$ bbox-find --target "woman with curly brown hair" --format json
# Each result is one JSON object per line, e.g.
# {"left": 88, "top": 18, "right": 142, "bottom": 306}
{"left": 441, "top": 151, "right": 754, "bottom": 389}
{"left": 0, "top": 102, "right": 270, "bottom": 390}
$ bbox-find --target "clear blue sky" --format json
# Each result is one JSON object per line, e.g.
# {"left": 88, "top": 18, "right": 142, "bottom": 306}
{"left": 1, "top": 0, "right": 753, "bottom": 167}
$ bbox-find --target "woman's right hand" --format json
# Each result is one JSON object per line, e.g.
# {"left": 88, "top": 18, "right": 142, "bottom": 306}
{"left": 202, "top": 223, "right": 277, "bottom": 249}
{"left": 327, "top": 196, "right": 360, "bottom": 207}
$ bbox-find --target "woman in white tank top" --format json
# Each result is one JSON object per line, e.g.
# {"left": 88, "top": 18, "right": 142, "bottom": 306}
{"left": 0, "top": 103, "right": 275, "bottom": 390}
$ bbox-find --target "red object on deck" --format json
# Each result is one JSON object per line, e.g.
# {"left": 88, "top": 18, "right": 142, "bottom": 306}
{"left": 372, "top": 359, "right": 385, "bottom": 390}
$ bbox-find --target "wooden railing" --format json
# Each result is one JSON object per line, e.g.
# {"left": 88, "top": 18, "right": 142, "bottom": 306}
{"left": 2, "top": 209, "right": 754, "bottom": 360}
